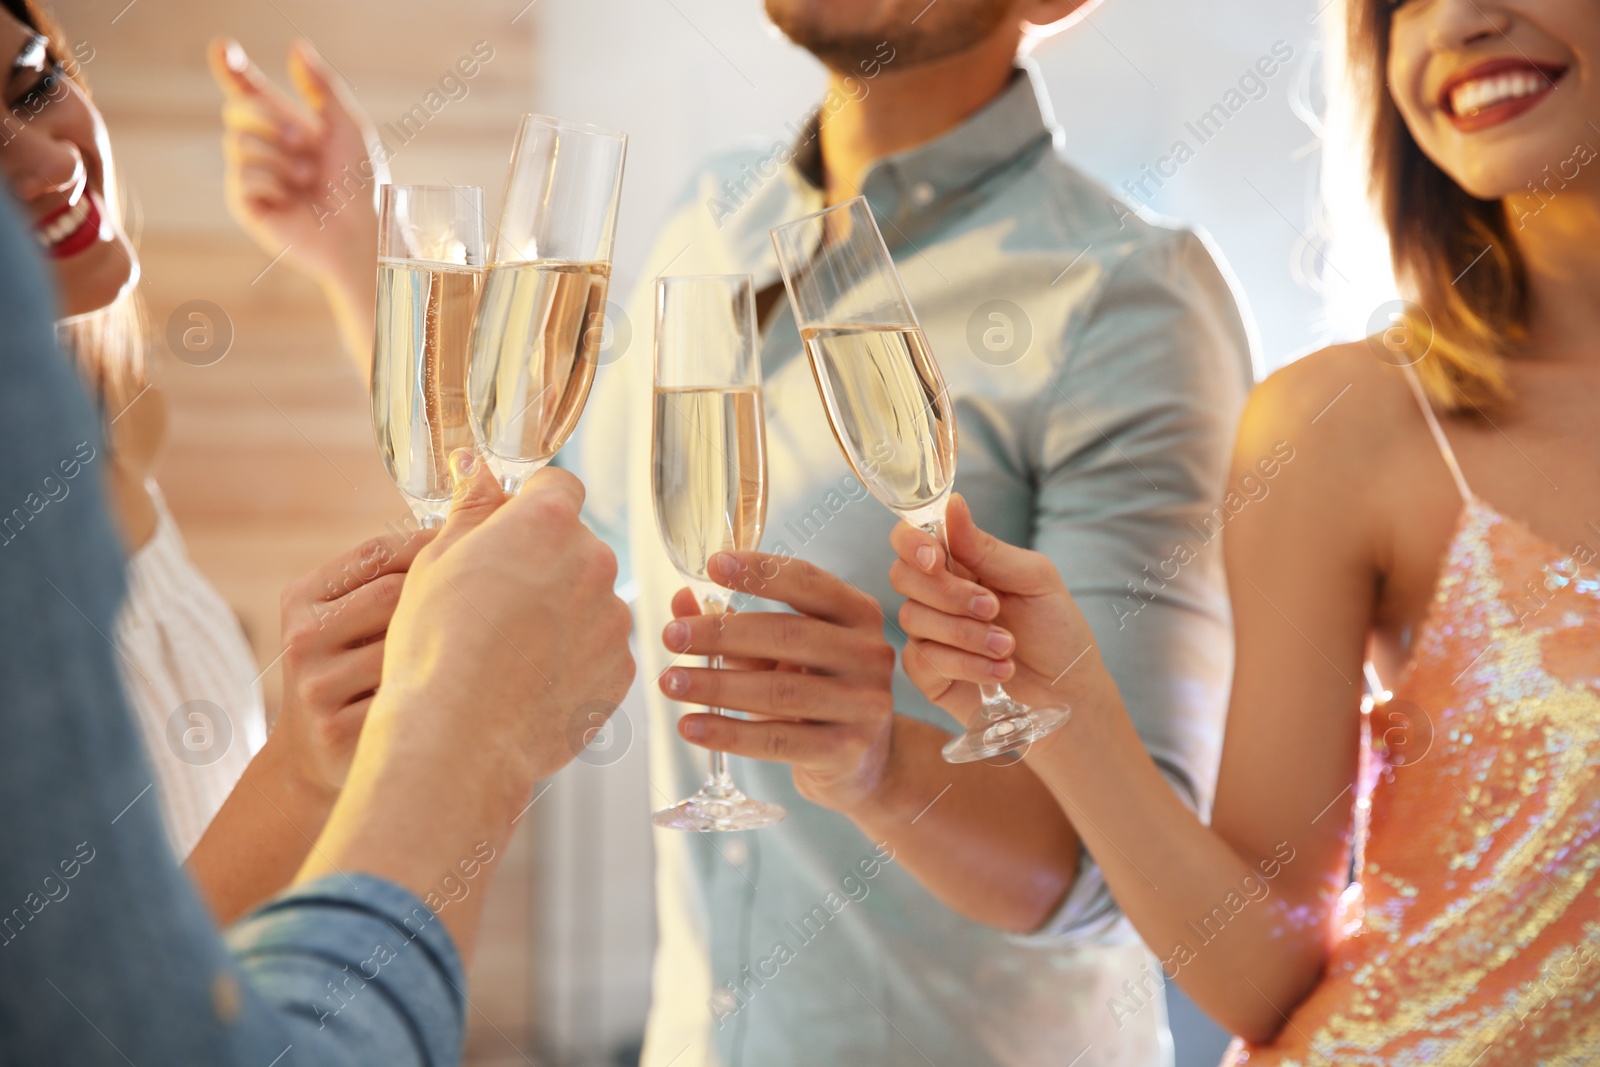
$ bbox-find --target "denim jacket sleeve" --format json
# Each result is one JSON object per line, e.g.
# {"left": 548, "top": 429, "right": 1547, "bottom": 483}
{"left": 0, "top": 190, "right": 466, "bottom": 1066}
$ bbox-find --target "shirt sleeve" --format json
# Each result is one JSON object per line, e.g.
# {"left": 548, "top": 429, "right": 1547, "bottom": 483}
{"left": 1015, "top": 228, "right": 1254, "bottom": 944}
{"left": 0, "top": 190, "right": 466, "bottom": 1066}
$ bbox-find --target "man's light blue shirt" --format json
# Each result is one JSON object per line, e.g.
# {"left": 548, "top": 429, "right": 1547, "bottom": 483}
{"left": 574, "top": 64, "right": 1255, "bottom": 1067}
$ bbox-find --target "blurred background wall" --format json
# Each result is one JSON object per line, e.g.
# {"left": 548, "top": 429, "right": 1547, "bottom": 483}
{"left": 52, "top": 0, "right": 1367, "bottom": 1064}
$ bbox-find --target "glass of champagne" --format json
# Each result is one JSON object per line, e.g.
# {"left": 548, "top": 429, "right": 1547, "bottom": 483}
{"left": 651, "top": 274, "right": 786, "bottom": 832}
{"left": 468, "top": 114, "right": 627, "bottom": 491}
{"left": 372, "top": 184, "right": 486, "bottom": 527}
{"left": 770, "top": 196, "right": 1071, "bottom": 764}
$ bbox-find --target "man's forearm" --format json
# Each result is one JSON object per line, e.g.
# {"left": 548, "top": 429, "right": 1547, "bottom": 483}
{"left": 847, "top": 715, "right": 1080, "bottom": 933}
{"left": 187, "top": 730, "right": 338, "bottom": 925}
{"left": 296, "top": 693, "right": 529, "bottom": 961}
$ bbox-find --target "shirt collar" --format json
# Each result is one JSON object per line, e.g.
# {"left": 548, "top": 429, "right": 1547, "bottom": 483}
{"left": 788, "top": 59, "right": 1057, "bottom": 232}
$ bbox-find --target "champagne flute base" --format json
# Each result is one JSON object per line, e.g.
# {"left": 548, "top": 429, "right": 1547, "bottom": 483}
{"left": 653, "top": 784, "right": 786, "bottom": 832}
{"left": 941, "top": 703, "right": 1071, "bottom": 764}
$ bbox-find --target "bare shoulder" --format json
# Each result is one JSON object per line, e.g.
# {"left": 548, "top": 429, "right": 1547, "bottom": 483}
{"left": 1228, "top": 341, "right": 1440, "bottom": 565}
{"left": 1239, "top": 341, "right": 1423, "bottom": 479}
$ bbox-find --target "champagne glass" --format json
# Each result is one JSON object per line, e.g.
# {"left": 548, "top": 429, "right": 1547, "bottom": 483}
{"left": 372, "top": 184, "right": 486, "bottom": 527}
{"left": 468, "top": 114, "right": 627, "bottom": 491}
{"left": 770, "top": 197, "right": 1071, "bottom": 764}
{"left": 651, "top": 274, "right": 786, "bottom": 832}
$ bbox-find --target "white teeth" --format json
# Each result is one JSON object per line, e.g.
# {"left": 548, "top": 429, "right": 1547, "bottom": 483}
{"left": 33, "top": 194, "right": 91, "bottom": 249}
{"left": 1450, "top": 69, "right": 1550, "bottom": 117}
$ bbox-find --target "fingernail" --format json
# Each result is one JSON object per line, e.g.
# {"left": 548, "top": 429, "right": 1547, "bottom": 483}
{"left": 681, "top": 717, "right": 705, "bottom": 741}
{"left": 450, "top": 448, "right": 476, "bottom": 479}
{"left": 291, "top": 158, "right": 313, "bottom": 181}
{"left": 986, "top": 630, "right": 1013, "bottom": 656}
{"left": 662, "top": 669, "right": 688, "bottom": 696}
{"left": 224, "top": 41, "right": 247, "bottom": 72}
{"left": 281, "top": 122, "right": 303, "bottom": 146}
{"left": 664, "top": 621, "right": 688, "bottom": 651}
{"left": 970, "top": 592, "right": 998, "bottom": 618}
{"left": 990, "top": 659, "right": 1012, "bottom": 679}
{"left": 713, "top": 553, "right": 740, "bottom": 580}
{"left": 916, "top": 545, "right": 937, "bottom": 571}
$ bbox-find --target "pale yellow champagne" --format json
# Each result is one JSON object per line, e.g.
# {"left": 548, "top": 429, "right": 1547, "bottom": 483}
{"left": 467, "top": 260, "right": 609, "bottom": 486}
{"left": 652, "top": 387, "right": 767, "bottom": 585}
{"left": 799, "top": 324, "right": 957, "bottom": 517}
{"left": 372, "top": 259, "right": 483, "bottom": 523}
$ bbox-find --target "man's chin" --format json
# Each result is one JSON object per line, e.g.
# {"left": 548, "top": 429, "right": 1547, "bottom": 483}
{"left": 766, "top": 0, "right": 1017, "bottom": 74}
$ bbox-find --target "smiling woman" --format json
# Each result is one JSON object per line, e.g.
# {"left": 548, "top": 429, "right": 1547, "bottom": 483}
{"left": 1347, "top": 0, "right": 1596, "bottom": 410}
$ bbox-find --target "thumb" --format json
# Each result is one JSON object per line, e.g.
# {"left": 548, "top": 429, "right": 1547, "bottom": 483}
{"left": 944, "top": 494, "right": 1053, "bottom": 595}
{"left": 428, "top": 449, "right": 505, "bottom": 556}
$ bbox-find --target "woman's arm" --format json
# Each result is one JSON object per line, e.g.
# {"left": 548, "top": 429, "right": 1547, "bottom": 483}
{"left": 187, "top": 526, "right": 434, "bottom": 924}
{"left": 889, "top": 360, "right": 1379, "bottom": 1041}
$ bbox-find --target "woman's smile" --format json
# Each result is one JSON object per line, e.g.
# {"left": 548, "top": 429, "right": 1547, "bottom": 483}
{"left": 31, "top": 183, "right": 102, "bottom": 259}
{"left": 1438, "top": 57, "right": 1568, "bottom": 133}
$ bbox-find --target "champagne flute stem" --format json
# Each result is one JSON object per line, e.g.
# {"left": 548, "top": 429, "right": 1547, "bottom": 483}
{"left": 701, "top": 594, "right": 738, "bottom": 794}
{"left": 920, "top": 515, "right": 1022, "bottom": 723}
{"left": 706, "top": 652, "right": 735, "bottom": 794}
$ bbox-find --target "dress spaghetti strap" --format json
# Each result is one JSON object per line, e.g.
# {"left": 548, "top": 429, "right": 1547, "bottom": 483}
{"left": 1400, "top": 365, "right": 1472, "bottom": 503}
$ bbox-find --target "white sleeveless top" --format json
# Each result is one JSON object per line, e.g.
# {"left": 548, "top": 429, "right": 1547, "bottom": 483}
{"left": 114, "top": 482, "right": 265, "bottom": 858}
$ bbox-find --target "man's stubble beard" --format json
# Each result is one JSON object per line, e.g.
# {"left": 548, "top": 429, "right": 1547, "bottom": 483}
{"left": 764, "top": 0, "right": 1017, "bottom": 73}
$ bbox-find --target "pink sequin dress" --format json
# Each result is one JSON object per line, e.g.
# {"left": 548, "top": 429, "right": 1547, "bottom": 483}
{"left": 1225, "top": 368, "right": 1600, "bottom": 1065}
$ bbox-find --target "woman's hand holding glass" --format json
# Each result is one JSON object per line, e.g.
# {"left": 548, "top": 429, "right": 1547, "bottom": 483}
{"left": 889, "top": 494, "right": 1116, "bottom": 730}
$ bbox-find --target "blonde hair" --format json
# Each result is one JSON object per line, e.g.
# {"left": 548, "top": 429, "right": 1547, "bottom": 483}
{"left": 1345, "top": 0, "right": 1518, "bottom": 411}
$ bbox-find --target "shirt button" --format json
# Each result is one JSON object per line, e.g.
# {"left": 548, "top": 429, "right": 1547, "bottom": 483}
{"left": 723, "top": 838, "right": 749, "bottom": 867}
{"left": 910, "top": 181, "right": 936, "bottom": 208}
{"left": 211, "top": 972, "right": 241, "bottom": 1023}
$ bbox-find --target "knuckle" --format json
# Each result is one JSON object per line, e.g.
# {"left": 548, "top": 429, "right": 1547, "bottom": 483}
{"left": 370, "top": 572, "right": 404, "bottom": 609}
{"left": 298, "top": 669, "right": 336, "bottom": 714}
{"left": 592, "top": 541, "right": 620, "bottom": 588}
{"left": 770, "top": 673, "right": 803, "bottom": 713}
{"left": 774, "top": 613, "right": 806, "bottom": 648}
{"left": 283, "top": 618, "right": 319, "bottom": 654}
{"left": 354, "top": 536, "right": 390, "bottom": 568}
{"left": 279, "top": 642, "right": 309, "bottom": 681}
{"left": 527, "top": 489, "right": 579, "bottom": 529}
{"left": 609, "top": 599, "right": 634, "bottom": 644}
{"left": 765, "top": 729, "right": 792, "bottom": 760}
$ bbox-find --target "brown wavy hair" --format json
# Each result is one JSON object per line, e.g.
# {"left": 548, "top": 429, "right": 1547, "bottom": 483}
{"left": 1345, "top": 0, "right": 1519, "bottom": 411}
{"left": 3, "top": 0, "right": 147, "bottom": 418}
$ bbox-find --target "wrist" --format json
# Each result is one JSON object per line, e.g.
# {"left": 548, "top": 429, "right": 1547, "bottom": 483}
{"left": 257, "top": 726, "right": 340, "bottom": 831}
{"left": 370, "top": 682, "right": 540, "bottom": 822}
{"left": 320, "top": 248, "right": 376, "bottom": 310}
{"left": 844, "top": 715, "right": 929, "bottom": 825}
